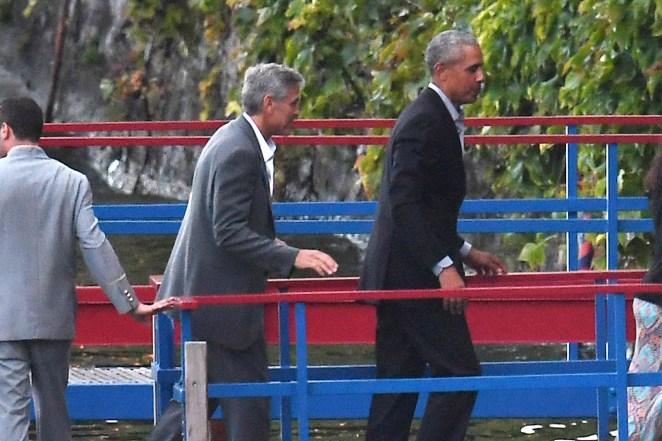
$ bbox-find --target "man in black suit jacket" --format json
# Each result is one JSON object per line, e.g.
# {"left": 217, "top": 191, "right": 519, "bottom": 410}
{"left": 148, "top": 63, "right": 338, "bottom": 441}
{"left": 359, "top": 30, "right": 507, "bottom": 441}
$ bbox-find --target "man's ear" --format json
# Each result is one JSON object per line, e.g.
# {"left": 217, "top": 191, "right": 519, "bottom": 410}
{"left": 434, "top": 62, "right": 448, "bottom": 82}
{"left": 0, "top": 123, "right": 9, "bottom": 140}
{"left": 262, "top": 95, "right": 274, "bottom": 114}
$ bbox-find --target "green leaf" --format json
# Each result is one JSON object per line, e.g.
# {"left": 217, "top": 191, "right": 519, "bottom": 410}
{"left": 518, "top": 242, "right": 545, "bottom": 270}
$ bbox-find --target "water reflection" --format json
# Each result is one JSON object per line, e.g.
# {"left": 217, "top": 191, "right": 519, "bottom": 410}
{"left": 36, "top": 418, "right": 615, "bottom": 440}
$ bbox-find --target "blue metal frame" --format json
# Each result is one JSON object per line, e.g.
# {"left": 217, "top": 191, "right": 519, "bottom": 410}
{"left": 88, "top": 125, "right": 658, "bottom": 438}
{"left": 94, "top": 197, "right": 652, "bottom": 236}
{"left": 169, "top": 291, "right": 638, "bottom": 441}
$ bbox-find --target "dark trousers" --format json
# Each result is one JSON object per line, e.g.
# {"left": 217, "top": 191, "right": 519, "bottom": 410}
{"left": 365, "top": 302, "right": 481, "bottom": 441}
{"left": 147, "top": 337, "right": 270, "bottom": 441}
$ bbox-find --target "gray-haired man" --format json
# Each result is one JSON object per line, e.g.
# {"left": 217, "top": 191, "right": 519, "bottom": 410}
{"left": 148, "top": 63, "right": 338, "bottom": 441}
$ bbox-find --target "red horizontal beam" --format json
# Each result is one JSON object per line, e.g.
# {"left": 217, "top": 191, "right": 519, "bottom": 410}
{"left": 40, "top": 133, "right": 661, "bottom": 148}
{"left": 40, "top": 136, "right": 210, "bottom": 147}
{"left": 75, "top": 285, "right": 158, "bottom": 346}
{"left": 43, "top": 115, "right": 662, "bottom": 134}
{"left": 74, "top": 271, "right": 650, "bottom": 345}
{"left": 177, "top": 282, "right": 660, "bottom": 308}
{"left": 263, "top": 270, "right": 648, "bottom": 291}
{"left": 263, "top": 299, "right": 615, "bottom": 344}
{"left": 74, "top": 296, "right": 627, "bottom": 345}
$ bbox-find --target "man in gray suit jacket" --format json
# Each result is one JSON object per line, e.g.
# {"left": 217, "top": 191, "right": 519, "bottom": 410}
{"left": 0, "top": 97, "right": 178, "bottom": 441}
{"left": 148, "top": 63, "right": 338, "bottom": 441}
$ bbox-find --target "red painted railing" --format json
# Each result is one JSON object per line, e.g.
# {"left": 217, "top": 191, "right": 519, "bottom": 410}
{"left": 75, "top": 270, "right": 652, "bottom": 346}
{"left": 42, "top": 115, "right": 661, "bottom": 147}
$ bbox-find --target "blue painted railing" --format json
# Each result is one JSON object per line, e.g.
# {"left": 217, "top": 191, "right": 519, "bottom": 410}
{"left": 95, "top": 197, "right": 651, "bottom": 235}
{"left": 170, "top": 277, "right": 662, "bottom": 441}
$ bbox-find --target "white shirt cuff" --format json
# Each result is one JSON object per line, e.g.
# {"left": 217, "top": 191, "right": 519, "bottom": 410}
{"left": 460, "top": 241, "right": 472, "bottom": 257}
{"left": 432, "top": 256, "right": 454, "bottom": 276}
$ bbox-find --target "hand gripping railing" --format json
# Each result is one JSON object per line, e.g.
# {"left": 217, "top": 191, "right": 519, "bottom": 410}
{"left": 157, "top": 270, "right": 662, "bottom": 441}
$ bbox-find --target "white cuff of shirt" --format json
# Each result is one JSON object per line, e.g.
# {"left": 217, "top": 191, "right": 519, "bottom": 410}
{"left": 432, "top": 256, "right": 454, "bottom": 277}
{"left": 460, "top": 241, "right": 472, "bottom": 257}
{"left": 432, "top": 242, "right": 472, "bottom": 277}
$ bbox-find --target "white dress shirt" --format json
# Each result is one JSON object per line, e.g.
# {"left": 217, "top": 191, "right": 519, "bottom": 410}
{"left": 426, "top": 84, "right": 472, "bottom": 276}
{"left": 244, "top": 112, "right": 277, "bottom": 195}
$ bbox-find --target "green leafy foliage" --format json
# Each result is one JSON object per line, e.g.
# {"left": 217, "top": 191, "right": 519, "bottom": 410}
{"left": 518, "top": 234, "right": 553, "bottom": 271}
{"left": 113, "top": 0, "right": 660, "bottom": 269}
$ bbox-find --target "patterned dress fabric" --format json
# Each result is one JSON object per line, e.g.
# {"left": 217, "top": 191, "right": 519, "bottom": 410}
{"left": 627, "top": 298, "right": 662, "bottom": 441}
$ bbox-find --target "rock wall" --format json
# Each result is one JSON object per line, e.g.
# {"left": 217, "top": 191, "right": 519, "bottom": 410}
{"left": 0, "top": 0, "right": 362, "bottom": 204}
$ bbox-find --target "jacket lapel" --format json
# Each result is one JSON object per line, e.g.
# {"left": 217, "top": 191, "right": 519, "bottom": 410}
{"left": 237, "top": 115, "right": 277, "bottom": 233}
{"left": 422, "top": 88, "right": 463, "bottom": 154}
{"left": 238, "top": 115, "right": 272, "bottom": 196}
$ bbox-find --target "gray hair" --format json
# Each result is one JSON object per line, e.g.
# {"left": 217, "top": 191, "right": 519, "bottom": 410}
{"left": 241, "top": 63, "right": 305, "bottom": 115}
{"left": 424, "top": 29, "right": 479, "bottom": 75}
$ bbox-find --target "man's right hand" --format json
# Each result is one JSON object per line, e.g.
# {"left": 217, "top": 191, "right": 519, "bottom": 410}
{"left": 438, "top": 266, "right": 467, "bottom": 314}
{"left": 294, "top": 249, "right": 338, "bottom": 276}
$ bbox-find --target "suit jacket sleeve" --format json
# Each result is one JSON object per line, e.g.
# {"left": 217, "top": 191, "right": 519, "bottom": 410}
{"left": 76, "top": 177, "right": 139, "bottom": 314}
{"left": 209, "top": 139, "right": 298, "bottom": 276}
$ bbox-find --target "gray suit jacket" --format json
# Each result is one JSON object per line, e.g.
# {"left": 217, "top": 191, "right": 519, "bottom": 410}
{"left": 157, "top": 115, "right": 299, "bottom": 350}
{"left": 0, "top": 146, "right": 139, "bottom": 341}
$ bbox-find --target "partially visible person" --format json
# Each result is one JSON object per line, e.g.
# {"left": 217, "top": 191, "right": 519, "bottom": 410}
{"left": 147, "top": 63, "right": 338, "bottom": 441}
{"left": 578, "top": 232, "right": 595, "bottom": 270}
{"left": 0, "top": 97, "right": 178, "bottom": 441}
{"left": 359, "top": 29, "right": 507, "bottom": 441}
{"left": 626, "top": 148, "right": 662, "bottom": 440}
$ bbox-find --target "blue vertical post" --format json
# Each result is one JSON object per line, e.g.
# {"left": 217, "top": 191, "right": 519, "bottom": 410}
{"left": 596, "top": 143, "right": 620, "bottom": 439}
{"left": 605, "top": 144, "right": 621, "bottom": 362}
{"left": 153, "top": 313, "right": 176, "bottom": 419}
{"left": 295, "top": 302, "right": 310, "bottom": 441}
{"left": 609, "top": 144, "right": 622, "bottom": 435}
{"left": 566, "top": 124, "right": 580, "bottom": 361}
{"left": 279, "top": 301, "right": 293, "bottom": 441}
{"left": 180, "top": 309, "right": 193, "bottom": 374}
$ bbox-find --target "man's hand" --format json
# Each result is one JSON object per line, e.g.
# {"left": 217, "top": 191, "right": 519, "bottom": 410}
{"left": 438, "top": 266, "right": 467, "bottom": 314}
{"left": 464, "top": 248, "right": 507, "bottom": 276}
{"left": 131, "top": 297, "right": 180, "bottom": 322}
{"left": 294, "top": 249, "right": 338, "bottom": 276}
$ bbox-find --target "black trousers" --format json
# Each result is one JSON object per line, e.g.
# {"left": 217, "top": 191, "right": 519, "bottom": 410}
{"left": 365, "top": 301, "right": 481, "bottom": 441}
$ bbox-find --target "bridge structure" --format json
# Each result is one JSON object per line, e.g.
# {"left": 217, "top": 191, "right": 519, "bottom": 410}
{"left": 41, "top": 115, "right": 662, "bottom": 440}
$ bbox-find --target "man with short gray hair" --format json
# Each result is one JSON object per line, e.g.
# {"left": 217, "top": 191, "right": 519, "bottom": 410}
{"left": 359, "top": 30, "right": 507, "bottom": 441}
{"left": 148, "top": 63, "right": 338, "bottom": 441}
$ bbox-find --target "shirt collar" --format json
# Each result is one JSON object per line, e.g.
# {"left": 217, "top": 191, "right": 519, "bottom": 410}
{"left": 243, "top": 112, "right": 276, "bottom": 162}
{"left": 6, "top": 145, "right": 47, "bottom": 158}
{"left": 427, "top": 82, "right": 463, "bottom": 124}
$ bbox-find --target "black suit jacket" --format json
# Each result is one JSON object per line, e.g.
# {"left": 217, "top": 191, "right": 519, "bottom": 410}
{"left": 359, "top": 87, "right": 466, "bottom": 299}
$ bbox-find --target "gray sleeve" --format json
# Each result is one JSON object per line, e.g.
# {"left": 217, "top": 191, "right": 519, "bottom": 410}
{"left": 81, "top": 239, "right": 139, "bottom": 314}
